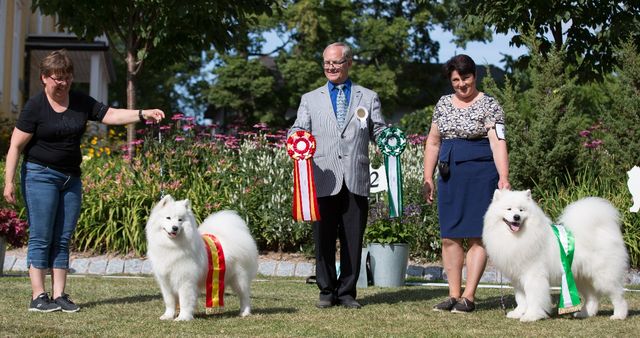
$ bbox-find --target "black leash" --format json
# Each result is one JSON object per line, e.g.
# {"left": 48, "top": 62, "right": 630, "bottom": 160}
{"left": 499, "top": 273, "right": 507, "bottom": 315}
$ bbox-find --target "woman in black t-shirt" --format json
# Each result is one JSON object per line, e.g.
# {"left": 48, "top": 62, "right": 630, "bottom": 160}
{"left": 3, "top": 49, "right": 165, "bottom": 313}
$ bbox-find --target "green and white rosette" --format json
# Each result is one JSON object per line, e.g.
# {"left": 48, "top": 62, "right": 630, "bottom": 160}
{"left": 377, "top": 127, "right": 407, "bottom": 218}
{"left": 551, "top": 223, "right": 582, "bottom": 315}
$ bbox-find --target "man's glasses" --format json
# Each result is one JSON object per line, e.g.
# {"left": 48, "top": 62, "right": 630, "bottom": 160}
{"left": 322, "top": 59, "right": 348, "bottom": 69}
{"left": 49, "top": 75, "right": 73, "bottom": 84}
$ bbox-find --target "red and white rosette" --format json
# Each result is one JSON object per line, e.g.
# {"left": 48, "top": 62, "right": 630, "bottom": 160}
{"left": 286, "top": 131, "right": 321, "bottom": 221}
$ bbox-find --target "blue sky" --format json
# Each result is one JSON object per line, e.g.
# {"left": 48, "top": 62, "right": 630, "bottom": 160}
{"left": 431, "top": 27, "right": 528, "bottom": 67}
{"left": 262, "top": 26, "right": 528, "bottom": 68}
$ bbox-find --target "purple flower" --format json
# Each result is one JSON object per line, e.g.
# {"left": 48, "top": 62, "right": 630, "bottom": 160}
{"left": 579, "top": 130, "right": 591, "bottom": 137}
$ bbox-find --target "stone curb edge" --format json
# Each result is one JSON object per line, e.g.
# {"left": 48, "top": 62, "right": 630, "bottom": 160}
{"left": 3, "top": 254, "right": 640, "bottom": 285}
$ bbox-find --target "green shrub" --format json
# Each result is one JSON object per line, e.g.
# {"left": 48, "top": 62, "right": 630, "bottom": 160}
{"left": 483, "top": 36, "right": 584, "bottom": 192}
{"left": 76, "top": 121, "right": 312, "bottom": 255}
{"left": 532, "top": 167, "right": 640, "bottom": 267}
{"left": 0, "top": 117, "right": 13, "bottom": 155}
{"left": 397, "top": 106, "right": 433, "bottom": 135}
{"left": 599, "top": 41, "right": 640, "bottom": 179}
{"left": 367, "top": 136, "right": 441, "bottom": 261}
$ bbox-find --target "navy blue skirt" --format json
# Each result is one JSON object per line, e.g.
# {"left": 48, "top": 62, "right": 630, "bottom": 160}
{"left": 437, "top": 138, "right": 498, "bottom": 238}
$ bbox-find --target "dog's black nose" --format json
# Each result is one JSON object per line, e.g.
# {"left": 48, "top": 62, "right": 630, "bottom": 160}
{"left": 172, "top": 226, "right": 179, "bottom": 232}
{"left": 513, "top": 214, "right": 521, "bottom": 221}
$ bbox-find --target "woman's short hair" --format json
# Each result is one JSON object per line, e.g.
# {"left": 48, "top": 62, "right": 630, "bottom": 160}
{"left": 324, "top": 42, "right": 353, "bottom": 60}
{"left": 40, "top": 49, "right": 74, "bottom": 78}
{"left": 443, "top": 54, "right": 476, "bottom": 78}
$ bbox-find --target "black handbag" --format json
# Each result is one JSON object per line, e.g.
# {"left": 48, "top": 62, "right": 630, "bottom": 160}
{"left": 438, "top": 161, "right": 450, "bottom": 179}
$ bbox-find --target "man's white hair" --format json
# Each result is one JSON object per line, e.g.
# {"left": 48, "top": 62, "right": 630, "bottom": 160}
{"left": 324, "top": 42, "right": 353, "bottom": 60}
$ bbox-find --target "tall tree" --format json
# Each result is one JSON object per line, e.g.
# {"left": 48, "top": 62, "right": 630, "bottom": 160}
{"left": 32, "top": 0, "right": 276, "bottom": 151}
{"left": 181, "top": 0, "right": 466, "bottom": 127}
{"left": 460, "top": 0, "right": 640, "bottom": 81}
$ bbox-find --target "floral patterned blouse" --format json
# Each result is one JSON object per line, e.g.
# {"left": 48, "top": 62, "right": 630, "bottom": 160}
{"left": 432, "top": 94, "right": 505, "bottom": 139}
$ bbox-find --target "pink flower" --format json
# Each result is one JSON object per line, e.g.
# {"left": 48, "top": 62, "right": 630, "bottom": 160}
{"left": 0, "top": 208, "right": 29, "bottom": 247}
{"left": 175, "top": 136, "right": 185, "bottom": 142}
{"left": 171, "top": 113, "right": 184, "bottom": 120}
{"left": 579, "top": 130, "right": 591, "bottom": 137}
{"left": 253, "top": 122, "right": 269, "bottom": 131}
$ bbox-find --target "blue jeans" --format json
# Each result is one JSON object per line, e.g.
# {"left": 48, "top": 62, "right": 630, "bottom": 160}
{"left": 21, "top": 162, "right": 82, "bottom": 269}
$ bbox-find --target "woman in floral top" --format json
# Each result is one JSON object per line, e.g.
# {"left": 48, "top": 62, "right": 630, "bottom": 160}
{"left": 423, "top": 54, "right": 511, "bottom": 313}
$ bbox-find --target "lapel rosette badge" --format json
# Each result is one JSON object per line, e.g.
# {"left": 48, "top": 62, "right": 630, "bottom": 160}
{"left": 355, "top": 106, "right": 369, "bottom": 129}
{"left": 286, "top": 131, "right": 321, "bottom": 221}
{"left": 377, "top": 127, "right": 407, "bottom": 217}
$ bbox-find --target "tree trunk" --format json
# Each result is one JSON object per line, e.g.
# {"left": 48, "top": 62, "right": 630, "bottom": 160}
{"left": 126, "top": 49, "right": 137, "bottom": 157}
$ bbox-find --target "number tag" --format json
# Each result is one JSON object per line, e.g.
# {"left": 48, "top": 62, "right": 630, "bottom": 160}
{"left": 370, "top": 164, "right": 388, "bottom": 193}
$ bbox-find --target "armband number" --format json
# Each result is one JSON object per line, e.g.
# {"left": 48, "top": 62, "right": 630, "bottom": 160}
{"left": 494, "top": 123, "right": 505, "bottom": 140}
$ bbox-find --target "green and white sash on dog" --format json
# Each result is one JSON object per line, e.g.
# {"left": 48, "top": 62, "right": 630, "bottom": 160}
{"left": 551, "top": 223, "right": 582, "bottom": 314}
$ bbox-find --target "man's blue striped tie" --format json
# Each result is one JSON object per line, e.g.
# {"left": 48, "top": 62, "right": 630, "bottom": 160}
{"left": 336, "top": 84, "right": 347, "bottom": 129}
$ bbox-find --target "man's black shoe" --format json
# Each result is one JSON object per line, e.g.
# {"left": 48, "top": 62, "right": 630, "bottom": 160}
{"left": 339, "top": 298, "right": 362, "bottom": 309}
{"left": 316, "top": 299, "right": 335, "bottom": 309}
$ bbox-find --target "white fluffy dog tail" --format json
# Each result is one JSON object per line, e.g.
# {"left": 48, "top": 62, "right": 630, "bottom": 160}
{"left": 199, "top": 210, "right": 251, "bottom": 235}
{"left": 560, "top": 197, "right": 620, "bottom": 231}
{"left": 559, "top": 197, "right": 627, "bottom": 264}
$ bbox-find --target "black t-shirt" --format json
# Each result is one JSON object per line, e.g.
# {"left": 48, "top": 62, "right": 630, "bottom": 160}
{"left": 16, "top": 90, "right": 109, "bottom": 176}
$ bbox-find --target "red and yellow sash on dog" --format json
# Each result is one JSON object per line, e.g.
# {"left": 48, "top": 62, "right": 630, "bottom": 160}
{"left": 202, "top": 234, "right": 225, "bottom": 314}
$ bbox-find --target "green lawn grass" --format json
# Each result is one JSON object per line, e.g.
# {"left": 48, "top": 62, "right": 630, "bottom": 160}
{"left": 0, "top": 274, "right": 638, "bottom": 337}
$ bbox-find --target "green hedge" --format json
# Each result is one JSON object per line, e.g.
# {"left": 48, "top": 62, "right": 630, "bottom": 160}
{"left": 73, "top": 127, "right": 442, "bottom": 260}
{"left": 2, "top": 126, "right": 639, "bottom": 267}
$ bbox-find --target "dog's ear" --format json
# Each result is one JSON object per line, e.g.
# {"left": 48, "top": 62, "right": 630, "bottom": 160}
{"left": 177, "top": 199, "right": 192, "bottom": 211}
{"left": 493, "top": 189, "right": 502, "bottom": 200}
{"left": 158, "top": 194, "right": 174, "bottom": 207}
{"left": 525, "top": 189, "right": 532, "bottom": 199}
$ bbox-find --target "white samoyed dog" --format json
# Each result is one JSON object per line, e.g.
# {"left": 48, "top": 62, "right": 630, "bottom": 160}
{"left": 146, "top": 195, "right": 258, "bottom": 321}
{"left": 483, "top": 189, "right": 628, "bottom": 322}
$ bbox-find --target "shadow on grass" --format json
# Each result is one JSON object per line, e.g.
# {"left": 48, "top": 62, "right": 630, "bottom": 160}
{"left": 481, "top": 294, "right": 640, "bottom": 319}
{"left": 192, "top": 306, "right": 298, "bottom": 319}
{"left": 360, "top": 286, "right": 449, "bottom": 305}
{"left": 0, "top": 272, "right": 29, "bottom": 277}
{"left": 481, "top": 294, "right": 516, "bottom": 312}
{"left": 81, "top": 293, "right": 162, "bottom": 308}
{"left": 361, "top": 287, "right": 519, "bottom": 310}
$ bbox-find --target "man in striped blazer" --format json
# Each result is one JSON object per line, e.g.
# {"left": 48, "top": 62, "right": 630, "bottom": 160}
{"left": 289, "top": 42, "right": 387, "bottom": 309}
